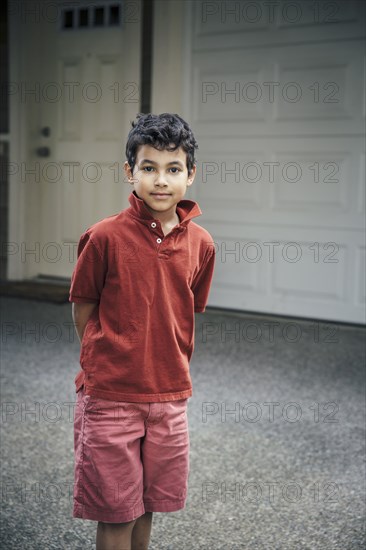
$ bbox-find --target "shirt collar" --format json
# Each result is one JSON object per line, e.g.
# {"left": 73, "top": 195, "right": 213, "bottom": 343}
{"left": 127, "top": 190, "right": 202, "bottom": 226}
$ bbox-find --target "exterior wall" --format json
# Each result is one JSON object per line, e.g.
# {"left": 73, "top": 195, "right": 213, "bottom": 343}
{"left": 151, "top": 0, "right": 185, "bottom": 114}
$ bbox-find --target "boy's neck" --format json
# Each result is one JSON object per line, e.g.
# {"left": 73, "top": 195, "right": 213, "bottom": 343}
{"left": 143, "top": 202, "right": 180, "bottom": 228}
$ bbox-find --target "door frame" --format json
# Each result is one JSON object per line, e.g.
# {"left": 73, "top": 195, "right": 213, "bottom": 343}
{"left": 8, "top": 5, "right": 28, "bottom": 280}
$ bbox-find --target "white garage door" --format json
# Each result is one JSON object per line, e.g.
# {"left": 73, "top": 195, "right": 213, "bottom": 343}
{"left": 182, "top": 0, "right": 365, "bottom": 324}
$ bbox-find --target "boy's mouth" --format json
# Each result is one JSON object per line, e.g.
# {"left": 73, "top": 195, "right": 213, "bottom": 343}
{"left": 151, "top": 193, "right": 172, "bottom": 198}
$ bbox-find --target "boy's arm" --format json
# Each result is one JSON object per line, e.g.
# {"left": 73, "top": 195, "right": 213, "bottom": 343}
{"left": 72, "top": 302, "right": 98, "bottom": 344}
{"left": 192, "top": 242, "right": 216, "bottom": 313}
{"left": 69, "top": 231, "right": 107, "bottom": 344}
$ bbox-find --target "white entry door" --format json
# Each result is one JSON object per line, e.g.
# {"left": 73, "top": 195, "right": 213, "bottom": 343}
{"left": 182, "top": 0, "right": 365, "bottom": 324}
{"left": 9, "top": 0, "right": 141, "bottom": 278}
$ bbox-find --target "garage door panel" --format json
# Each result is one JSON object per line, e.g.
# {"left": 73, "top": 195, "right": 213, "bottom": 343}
{"left": 211, "top": 235, "right": 347, "bottom": 304}
{"left": 355, "top": 246, "right": 366, "bottom": 307}
{"left": 193, "top": 0, "right": 365, "bottom": 50}
{"left": 193, "top": 65, "right": 268, "bottom": 123}
{"left": 205, "top": 227, "right": 364, "bottom": 322}
{"left": 270, "top": 240, "right": 346, "bottom": 300}
{"left": 269, "top": 151, "right": 349, "bottom": 213}
{"left": 213, "top": 237, "right": 265, "bottom": 291}
{"left": 199, "top": 186, "right": 262, "bottom": 212}
{"left": 277, "top": 0, "right": 361, "bottom": 28}
{"left": 197, "top": 150, "right": 264, "bottom": 209}
{"left": 191, "top": 41, "right": 364, "bottom": 136}
{"left": 194, "top": 138, "right": 363, "bottom": 230}
{"left": 273, "top": 61, "right": 349, "bottom": 122}
{"left": 358, "top": 153, "right": 365, "bottom": 215}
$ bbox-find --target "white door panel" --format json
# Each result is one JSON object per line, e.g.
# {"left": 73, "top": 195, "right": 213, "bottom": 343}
{"left": 191, "top": 41, "right": 364, "bottom": 136}
{"left": 192, "top": 0, "right": 365, "bottom": 49}
{"left": 183, "top": 0, "right": 365, "bottom": 323}
{"left": 194, "top": 136, "right": 364, "bottom": 230}
{"left": 204, "top": 223, "right": 365, "bottom": 324}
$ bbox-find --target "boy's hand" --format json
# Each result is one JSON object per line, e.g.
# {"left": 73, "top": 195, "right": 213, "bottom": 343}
{"left": 72, "top": 302, "right": 98, "bottom": 344}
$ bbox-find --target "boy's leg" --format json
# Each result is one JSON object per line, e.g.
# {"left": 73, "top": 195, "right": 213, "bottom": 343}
{"left": 131, "top": 511, "right": 153, "bottom": 549}
{"left": 96, "top": 519, "right": 136, "bottom": 550}
{"left": 96, "top": 512, "right": 153, "bottom": 550}
{"left": 142, "top": 399, "right": 189, "bottom": 513}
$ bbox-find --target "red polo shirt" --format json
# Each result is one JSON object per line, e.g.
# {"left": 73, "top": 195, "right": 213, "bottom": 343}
{"left": 69, "top": 190, "right": 215, "bottom": 402}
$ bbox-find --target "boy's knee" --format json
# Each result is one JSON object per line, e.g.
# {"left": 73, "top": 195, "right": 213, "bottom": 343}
{"left": 98, "top": 518, "right": 137, "bottom": 532}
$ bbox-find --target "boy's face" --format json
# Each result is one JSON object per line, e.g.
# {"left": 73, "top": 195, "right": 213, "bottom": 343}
{"left": 124, "top": 144, "right": 196, "bottom": 218}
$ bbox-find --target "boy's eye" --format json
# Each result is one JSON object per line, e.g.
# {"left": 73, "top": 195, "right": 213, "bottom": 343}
{"left": 142, "top": 166, "right": 181, "bottom": 174}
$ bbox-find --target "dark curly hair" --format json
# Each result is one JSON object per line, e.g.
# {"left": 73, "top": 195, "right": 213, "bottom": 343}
{"left": 125, "top": 113, "right": 198, "bottom": 175}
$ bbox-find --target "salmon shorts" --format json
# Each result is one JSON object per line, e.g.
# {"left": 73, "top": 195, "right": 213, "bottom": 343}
{"left": 73, "top": 387, "right": 190, "bottom": 523}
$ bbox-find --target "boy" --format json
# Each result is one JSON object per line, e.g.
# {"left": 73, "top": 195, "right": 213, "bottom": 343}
{"left": 69, "top": 113, "right": 215, "bottom": 550}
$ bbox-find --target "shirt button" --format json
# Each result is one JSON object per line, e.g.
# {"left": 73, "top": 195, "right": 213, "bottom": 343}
{"left": 156, "top": 238, "right": 162, "bottom": 244}
{"left": 151, "top": 222, "right": 157, "bottom": 228}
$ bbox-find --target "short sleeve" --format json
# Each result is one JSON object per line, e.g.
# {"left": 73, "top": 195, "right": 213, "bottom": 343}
{"left": 191, "top": 243, "right": 216, "bottom": 313}
{"left": 69, "top": 232, "right": 107, "bottom": 303}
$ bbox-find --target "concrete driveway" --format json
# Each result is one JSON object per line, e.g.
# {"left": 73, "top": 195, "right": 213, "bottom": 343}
{"left": 1, "top": 297, "right": 365, "bottom": 549}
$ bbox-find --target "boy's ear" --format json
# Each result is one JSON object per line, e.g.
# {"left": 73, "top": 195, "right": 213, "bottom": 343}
{"left": 187, "top": 164, "right": 197, "bottom": 186}
{"left": 124, "top": 161, "right": 135, "bottom": 185}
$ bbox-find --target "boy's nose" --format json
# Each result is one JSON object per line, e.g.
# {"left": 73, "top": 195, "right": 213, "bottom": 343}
{"left": 155, "top": 173, "right": 169, "bottom": 186}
